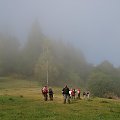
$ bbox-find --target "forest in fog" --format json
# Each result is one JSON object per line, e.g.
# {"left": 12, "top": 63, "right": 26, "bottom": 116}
{"left": 0, "top": 21, "right": 120, "bottom": 98}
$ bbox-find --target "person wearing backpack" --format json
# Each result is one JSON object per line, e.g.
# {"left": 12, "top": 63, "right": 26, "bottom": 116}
{"left": 71, "top": 89, "right": 76, "bottom": 99}
{"left": 86, "top": 90, "right": 90, "bottom": 99}
{"left": 83, "top": 91, "right": 86, "bottom": 99}
{"left": 42, "top": 86, "right": 48, "bottom": 101}
{"left": 49, "top": 88, "right": 53, "bottom": 101}
{"left": 62, "top": 85, "right": 70, "bottom": 104}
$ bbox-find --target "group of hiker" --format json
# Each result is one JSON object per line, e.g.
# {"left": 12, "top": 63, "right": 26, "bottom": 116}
{"left": 62, "top": 86, "right": 81, "bottom": 103}
{"left": 83, "top": 91, "right": 90, "bottom": 99}
{"left": 69, "top": 88, "right": 81, "bottom": 99}
{"left": 41, "top": 85, "right": 90, "bottom": 103}
{"left": 41, "top": 86, "right": 53, "bottom": 101}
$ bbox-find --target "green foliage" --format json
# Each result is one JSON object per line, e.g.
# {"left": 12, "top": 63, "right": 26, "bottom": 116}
{"left": 88, "top": 71, "right": 110, "bottom": 97}
{"left": 95, "top": 60, "right": 118, "bottom": 77}
{"left": 88, "top": 71, "right": 120, "bottom": 97}
{"left": 110, "top": 78, "right": 120, "bottom": 97}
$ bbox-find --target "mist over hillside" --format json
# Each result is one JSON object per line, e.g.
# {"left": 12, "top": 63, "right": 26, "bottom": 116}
{"left": 0, "top": 1, "right": 120, "bottom": 98}
{"left": 0, "top": 0, "right": 120, "bottom": 66}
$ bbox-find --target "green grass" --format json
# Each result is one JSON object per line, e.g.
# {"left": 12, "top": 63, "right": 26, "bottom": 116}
{"left": 0, "top": 77, "right": 38, "bottom": 89}
{"left": 0, "top": 77, "right": 120, "bottom": 120}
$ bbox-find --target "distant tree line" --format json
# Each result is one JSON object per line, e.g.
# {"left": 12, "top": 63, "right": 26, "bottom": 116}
{"left": 0, "top": 21, "right": 120, "bottom": 98}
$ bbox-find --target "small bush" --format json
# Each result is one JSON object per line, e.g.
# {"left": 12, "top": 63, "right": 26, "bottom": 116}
{"left": 20, "top": 95, "right": 23, "bottom": 98}
{"left": 104, "top": 92, "right": 118, "bottom": 99}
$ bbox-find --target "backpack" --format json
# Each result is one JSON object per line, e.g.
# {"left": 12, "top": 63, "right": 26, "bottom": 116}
{"left": 63, "top": 87, "right": 69, "bottom": 94}
{"left": 78, "top": 90, "right": 80, "bottom": 94}
{"left": 71, "top": 89, "right": 75, "bottom": 96}
{"left": 42, "top": 87, "right": 48, "bottom": 94}
{"left": 49, "top": 88, "right": 53, "bottom": 94}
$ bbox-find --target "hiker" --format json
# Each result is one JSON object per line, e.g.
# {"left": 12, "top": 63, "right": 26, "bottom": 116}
{"left": 62, "top": 85, "right": 70, "bottom": 104}
{"left": 69, "top": 89, "right": 72, "bottom": 98}
{"left": 71, "top": 89, "right": 76, "bottom": 99}
{"left": 42, "top": 86, "right": 48, "bottom": 101}
{"left": 49, "top": 88, "right": 53, "bottom": 101}
{"left": 86, "top": 91, "right": 90, "bottom": 99}
{"left": 83, "top": 91, "right": 86, "bottom": 99}
{"left": 77, "top": 88, "right": 81, "bottom": 99}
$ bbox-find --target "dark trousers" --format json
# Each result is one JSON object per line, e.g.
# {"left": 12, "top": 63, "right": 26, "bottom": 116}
{"left": 63, "top": 94, "right": 70, "bottom": 104}
{"left": 43, "top": 93, "right": 48, "bottom": 101}
{"left": 49, "top": 94, "right": 53, "bottom": 101}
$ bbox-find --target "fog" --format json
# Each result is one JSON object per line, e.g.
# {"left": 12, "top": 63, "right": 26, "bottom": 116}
{"left": 0, "top": 0, "right": 120, "bottom": 66}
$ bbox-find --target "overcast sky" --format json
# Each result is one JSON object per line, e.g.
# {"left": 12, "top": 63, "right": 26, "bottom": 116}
{"left": 0, "top": 0, "right": 120, "bottom": 67}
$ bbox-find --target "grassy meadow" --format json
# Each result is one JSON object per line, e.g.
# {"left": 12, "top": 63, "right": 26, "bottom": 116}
{"left": 0, "top": 77, "right": 120, "bottom": 120}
